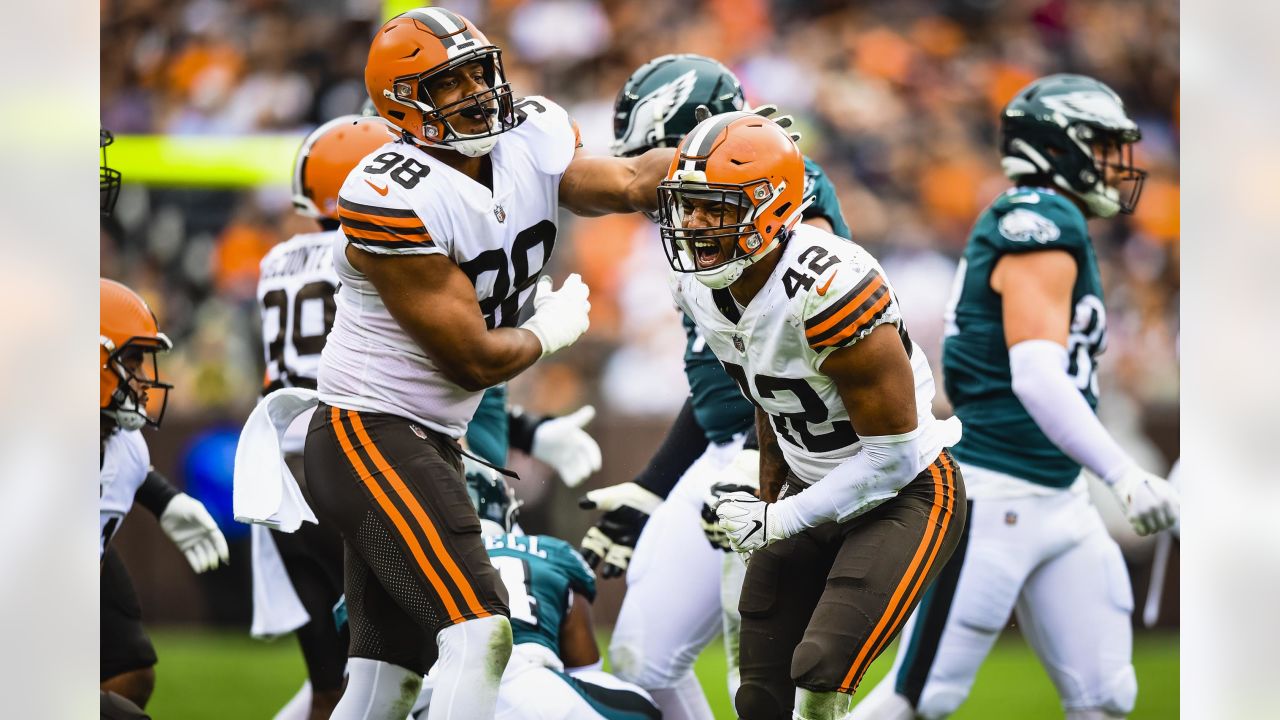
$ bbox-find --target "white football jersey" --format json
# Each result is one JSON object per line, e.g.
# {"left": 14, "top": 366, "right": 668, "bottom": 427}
{"left": 257, "top": 230, "right": 340, "bottom": 453}
{"left": 671, "top": 224, "right": 939, "bottom": 484}
{"left": 319, "top": 96, "right": 578, "bottom": 438}
{"left": 258, "top": 230, "right": 341, "bottom": 392}
{"left": 100, "top": 429, "right": 150, "bottom": 557}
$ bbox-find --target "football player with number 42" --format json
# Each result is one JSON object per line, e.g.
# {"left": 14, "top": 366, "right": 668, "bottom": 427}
{"left": 663, "top": 112, "right": 967, "bottom": 719}
{"left": 848, "top": 74, "right": 1179, "bottom": 720}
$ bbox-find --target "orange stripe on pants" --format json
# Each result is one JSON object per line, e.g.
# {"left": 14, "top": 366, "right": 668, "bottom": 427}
{"left": 329, "top": 407, "right": 466, "bottom": 624}
{"left": 345, "top": 411, "right": 491, "bottom": 620}
{"left": 840, "top": 456, "right": 956, "bottom": 692}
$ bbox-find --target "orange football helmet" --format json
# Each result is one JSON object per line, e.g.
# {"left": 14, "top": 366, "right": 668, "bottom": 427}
{"left": 657, "top": 112, "right": 808, "bottom": 288}
{"left": 365, "top": 7, "right": 517, "bottom": 157}
{"left": 292, "top": 115, "right": 398, "bottom": 220}
{"left": 100, "top": 279, "right": 172, "bottom": 430}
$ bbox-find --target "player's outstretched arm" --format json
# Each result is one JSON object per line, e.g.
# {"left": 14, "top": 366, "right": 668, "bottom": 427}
{"left": 349, "top": 247, "right": 585, "bottom": 391}
{"left": 995, "top": 250, "right": 1179, "bottom": 535}
{"left": 558, "top": 147, "right": 675, "bottom": 217}
{"left": 559, "top": 590, "right": 602, "bottom": 671}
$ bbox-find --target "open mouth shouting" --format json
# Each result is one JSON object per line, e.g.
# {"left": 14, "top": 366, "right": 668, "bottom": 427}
{"left": 692, "top": 237, "right": 727, "bottom": 269}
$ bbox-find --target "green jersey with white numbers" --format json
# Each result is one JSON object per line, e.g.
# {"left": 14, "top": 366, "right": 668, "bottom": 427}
{"left": 942, "top": 187, "right": 1107, "bottom": 488}
{"left": 485, "top": 533, "right": 596, "bottom": 654}
{"left": 682, "top": 156, "right": 851, "bottom": 443}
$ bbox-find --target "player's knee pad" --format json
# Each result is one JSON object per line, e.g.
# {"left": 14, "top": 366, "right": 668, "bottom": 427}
{"left": 608, "top": 638, "right": 694, "bottom": 689}
{"left": 793, "top": 688, "right": 852, "bottom": 720}
{"left": 1098, "top": 663, "right": 1137, "bottom": 716}
{"left": 791, "top": 640, "right": 841, "bottom": 692}
{"left": 916, "top": 683, "right": 970, "bottom": 720}
{"left": 735, "top": 681, "right": 789, "bottom": 720}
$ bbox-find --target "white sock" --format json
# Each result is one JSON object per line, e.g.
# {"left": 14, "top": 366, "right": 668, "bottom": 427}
{"left": 843, "top": 683, "right": 916, "bottom": 720}
{"left": 1065, "top": 711, "right": 1125, "bottom": 720}
{"left": 329, "top": 658, "right": 421, "bottom": 720}
{"left": 272, "top": 680, "right": 311, "bottom": 720}
{"left": 647, "top": 670, "right": 715, "bottom": 720}
{"left": 427, "top": 615, "right": 512, "bottom": 720}
{"left": 794, "top": 688, "right": 853, "bottom": 720}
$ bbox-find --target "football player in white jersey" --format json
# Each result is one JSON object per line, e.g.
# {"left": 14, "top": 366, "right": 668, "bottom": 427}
{"left": 302, "top": 9, "right": 676, "bottom": 720}
{"left": 100, "top": 278, "right": 228, "bottom": 711}
{"left": 660, "top": 112, "right": 967, "bottom": 719}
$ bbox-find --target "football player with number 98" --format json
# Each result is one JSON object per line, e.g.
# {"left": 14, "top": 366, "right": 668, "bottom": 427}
{"left": 300, "top": 8, "right": 675, "bottom": 720}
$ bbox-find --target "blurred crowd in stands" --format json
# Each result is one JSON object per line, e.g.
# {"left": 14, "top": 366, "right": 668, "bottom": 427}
{"left": 101, "top": 0, "right": 1179, "bottom": 467}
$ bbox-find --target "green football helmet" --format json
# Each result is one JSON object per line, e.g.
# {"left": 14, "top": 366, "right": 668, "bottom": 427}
{"left": 465, "top": 462, "right": 521, "bottom": 536}
{"left": 1001, "top": 73, "right": 1146, "bottom": 218}
{"left": 612, "top": 53, "right": 745, "bottom": 158}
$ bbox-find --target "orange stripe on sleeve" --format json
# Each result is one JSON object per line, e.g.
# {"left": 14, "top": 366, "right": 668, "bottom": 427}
{"left": 337, "top": 208, "right": 427, "bottom": 230}
{"left": 341, "top": 224, "right": 433, "bottom": 245}
{"left": 840, "top": 456, "right": 956, "bottom": 693}
{"left": 805, "top": 275, "right": 885, "bottom": 339}
{"left": 346, "top": 412, "right": 491, "bottom": 620}
{"left": 810, "top": 292, "right": 893, "bottom": 349}
{"left": 329, "top": 407, "right": 466, "bottom": 624}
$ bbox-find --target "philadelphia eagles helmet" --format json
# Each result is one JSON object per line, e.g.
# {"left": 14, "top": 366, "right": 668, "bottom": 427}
{"left": 1001, "top": 73, "right": 1146, "bottom": 218}
{"left": 465, "top": 461, "right": 521, "bottom": 536}
{"left": 612, "top": 54, "right": 745, "bottom": 157}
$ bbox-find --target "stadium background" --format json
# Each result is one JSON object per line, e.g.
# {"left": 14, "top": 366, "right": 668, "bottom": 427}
{"left": 100, "top": 0, "right": 1180, "bottom": 716}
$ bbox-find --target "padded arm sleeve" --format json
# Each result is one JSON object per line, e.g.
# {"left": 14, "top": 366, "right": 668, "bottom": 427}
{"left": 633, "top": 398, "right": 709, "bottom": 499}
{"left": 1008, "top": 339, "right": 1135, "bottom": 484}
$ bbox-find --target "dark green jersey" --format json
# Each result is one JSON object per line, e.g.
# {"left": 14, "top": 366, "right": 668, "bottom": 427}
{"left": 682, "top": 156, "right": 851, "bottom": 443}
{"left": 485, "top": 533, "right": 595, "bottom": 654}
{"left": 942, "top": 187, "right": 1107, "bottom": 487}
{"left": 802, "top": 156, "right": 851, "bottom": 241}
{"left": 465, "top": 384, "right": 509, "bottom": 467}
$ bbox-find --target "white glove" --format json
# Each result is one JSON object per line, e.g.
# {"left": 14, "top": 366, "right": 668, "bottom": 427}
{"left": 532, "top": 405, "right": 602, "bottom": 488}
{"left": 1107, "top": 466, "right": 1180, "bottom": 536}
{"left": 160, "top": 493, "right": 230, "bottom": 573}
{"left": 520, "top": 274, "right": 591, "bottom": 358}
{"left": 578, "top": 482, "right": 663, "bottom": 579}
{"left": 715, "top": 491, "right": 786, "bottom": 557}
{"left": 700, "top": 449, "right": 761, "bottom": 551}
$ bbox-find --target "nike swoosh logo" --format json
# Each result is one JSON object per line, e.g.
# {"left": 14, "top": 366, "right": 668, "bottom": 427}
{"left": 365, "top": 179, "right": 389, "bottom": 196}
{"left": 816, "top": 271, "right": 837, "bottom": 296}
{"left": 741, "top": 519, "right": 763, "bottom": 542}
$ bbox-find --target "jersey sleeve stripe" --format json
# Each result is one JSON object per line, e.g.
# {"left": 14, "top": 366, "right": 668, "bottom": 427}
{"left": 805, "top": 272, "right": 885, "bottom": 337}
{"left": 809, "top": 290, "right": 893, "bottom": 349}
{"left": 340, "top": 216, "right": 431, "bottom": 238}
{"left": 341, "top": 223, "right": 432, "bottom": 245}
{"left": 338, "top": 207, "right": 427, "bottom": 231}
{"left": 338, "top": 196, "right": 419, "bottom": 219}
{"left": 343, "top": 231, "right": 436, "bottom": 251}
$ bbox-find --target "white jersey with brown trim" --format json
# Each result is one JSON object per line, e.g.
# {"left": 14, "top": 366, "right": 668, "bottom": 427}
{"left": 319, "top": 95, "right": 579, "bottom": 438}
{"left": 671, "top": 224, "right": 939, "bottom": 484}
{"left": 257, "top": 230, "right": 341, "bottom": 393}
{"left": 100, "top": 429, "right": 150, "bottom": 558}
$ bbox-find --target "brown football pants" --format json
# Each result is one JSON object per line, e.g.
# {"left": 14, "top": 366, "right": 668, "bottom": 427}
{"left": 736, "top": 450, "right": 967, "bottom": 719}
{"left": 304, "top": 403, "right": 509, "bottom": 675}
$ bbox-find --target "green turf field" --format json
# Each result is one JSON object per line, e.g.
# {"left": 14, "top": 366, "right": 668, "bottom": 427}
{"left": 147, "top": 628, "right": 1177, "bottom": 718}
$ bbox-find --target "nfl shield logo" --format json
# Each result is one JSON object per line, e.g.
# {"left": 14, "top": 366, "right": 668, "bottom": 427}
{"left": 493, "top": 204, "right": 506, "bottom": 223}
{"left": 733, "top": 335, "right": 745, "bottom": 353}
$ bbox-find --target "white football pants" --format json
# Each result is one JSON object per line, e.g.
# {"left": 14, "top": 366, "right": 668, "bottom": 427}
{"left": 608, "top": 436, "right": 746, "bottom": 720}
{"left": 848, "top": 465, "right": 1137, "bottom": 719}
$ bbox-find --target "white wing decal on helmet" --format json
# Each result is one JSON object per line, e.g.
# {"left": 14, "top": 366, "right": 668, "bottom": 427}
{"left": 617, "top": 69, "right": 698, "bottom": 152}
{"left": 1042, "top": 91, "right": 1135, "bottom": 131}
